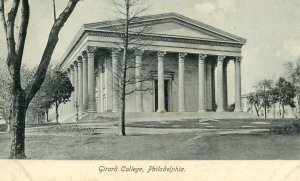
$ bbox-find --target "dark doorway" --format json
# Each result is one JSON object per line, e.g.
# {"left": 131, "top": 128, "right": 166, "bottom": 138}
{"left": 154, "top": 79, "right": 169, "bottom": 112}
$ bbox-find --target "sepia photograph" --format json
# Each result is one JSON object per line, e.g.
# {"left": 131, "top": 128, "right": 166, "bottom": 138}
{"left": 0, "top": 0, "right": 300, "bottom": 180}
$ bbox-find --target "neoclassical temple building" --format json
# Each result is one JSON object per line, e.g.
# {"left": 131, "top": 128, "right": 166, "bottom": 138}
{"left": 56, "top": 13, "right": 246, "bottom": 121}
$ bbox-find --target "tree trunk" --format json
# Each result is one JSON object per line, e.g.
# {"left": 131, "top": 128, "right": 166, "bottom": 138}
{"left": 282, "top": 105, "right": 285, "bottom": 118}
{"left": 9, "top": 91, "right": 28, "bottom": 159}
{"left": 37, "top": 113, "right": 40, "bottom": 124}
{"left": 55, "top": 102, "right": 59, "bottom": 124}
{"left": 264, "top": 106, "right": 267, "bottom": 118}
{"left": 119, "top": 47, "right": 128, "bottom": 136}
{"left": 273, "top": 104, "right": 276, "bottom": 118}
{"left": 297, "top": 96, "right": 300, "bottom": 118}
{"left": 254, "top": 105, "right": 260, "bottom": 116}
{"left": 45, "top": 109, "right": 49, "bottom": 122}
{"left": 119, "top": 97, "right": 126, "bottom": 136}
{"left": 118, "top": 0, "right": 129, "bottom": 136}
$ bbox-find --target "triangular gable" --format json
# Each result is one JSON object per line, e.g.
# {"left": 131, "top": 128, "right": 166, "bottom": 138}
{"left": 146, "top": 20, "right": 229, "bottom": 41}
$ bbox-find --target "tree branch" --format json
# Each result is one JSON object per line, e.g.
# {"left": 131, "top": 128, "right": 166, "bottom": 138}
{"left": 6, "top": 0, "right": 20, "bottom": 68}
{"left": 16, "top": 0, "right": 29, "bottom": 65}
{"left": 0, "top": 0, "right": 7, "bottom": 32}
{"left": 25, "top": 0, "right": 80, "bottom": 102}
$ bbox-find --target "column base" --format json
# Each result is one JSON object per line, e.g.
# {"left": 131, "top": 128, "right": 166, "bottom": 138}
{"left": 198, "top": 109, "right": 207, "bottom": 112}
{"left": 156, "top": 108, "right": 166, "bottom": 113}
{"left": 112, "top": 109, "right": 120, "bottom": 113}
{"left": 216, "top": 109, "right": 225, "bottom": 112}
{"left": 178, "top": 109, "right": 187, "bottom": 112}
{"left": 234, "top": 109, "right": 242, "bottom": 112}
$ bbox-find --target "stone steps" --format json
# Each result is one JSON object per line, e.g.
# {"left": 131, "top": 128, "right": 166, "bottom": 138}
{"left": 79, "top": 111, "right": 258, "bottom": 123}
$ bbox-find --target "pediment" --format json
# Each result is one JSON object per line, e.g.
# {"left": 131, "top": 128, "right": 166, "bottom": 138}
{"left": 84, "top": 13, "right": 246, "bottom": 44}
{"left": 147, "top": 20, "right": 229, "bottom": 41}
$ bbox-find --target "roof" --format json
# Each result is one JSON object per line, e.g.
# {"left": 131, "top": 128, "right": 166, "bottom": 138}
{"left": 59, "top": 12, "right": 246, "bottom": 69}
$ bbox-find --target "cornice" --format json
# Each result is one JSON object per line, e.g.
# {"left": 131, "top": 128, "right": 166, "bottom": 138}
{"left": 87, "top": 30, "right": 243, "bottom": 48}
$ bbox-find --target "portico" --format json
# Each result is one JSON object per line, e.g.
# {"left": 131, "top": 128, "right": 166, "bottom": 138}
{"left": 57, "top": 13, "right": 246, "bottom": 121}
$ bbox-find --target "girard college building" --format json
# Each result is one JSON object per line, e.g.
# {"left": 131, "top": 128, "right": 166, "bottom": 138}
{"left": 55, "top": 13, "right": 247, "bottom": 122}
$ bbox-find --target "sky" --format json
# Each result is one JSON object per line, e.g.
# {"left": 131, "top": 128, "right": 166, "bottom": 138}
{"left": 1, "top": 0, "right": 300, "bottom": 101}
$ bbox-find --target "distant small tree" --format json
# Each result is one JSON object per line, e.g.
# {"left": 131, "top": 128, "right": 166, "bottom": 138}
{"left": 29, "top": 86, "right": 52, "bottom": 123}
{"left": 274, "top": 77, "right": 296, "bottom": 118}
{"left": 256, "top": 79, "right": 273, "bottom": 118}
{"left": 247, "top": 93, "right": 262, "bottom": 116}
{"left": 29, "top": 96, "right": 45, "bottom": 123}
{"left": 284, "top": 58, "right": 300, "bottom": 117}
{"left": 29, "top": 68, "right": 57, "bottom": 123}
{"left": 46, "top": 70, "right": 73, "bottom": 123}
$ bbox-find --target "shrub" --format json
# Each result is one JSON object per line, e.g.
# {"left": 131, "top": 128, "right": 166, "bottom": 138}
{"left": 35, "top": 125, "right": 94, "bottom": 135}
{"left": 270, "top": 123, "right": 300, "bottom": 135}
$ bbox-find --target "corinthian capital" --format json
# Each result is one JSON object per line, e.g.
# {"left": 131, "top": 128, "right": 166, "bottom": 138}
{"left": 217, "top": 55, "right": 226, "bottom": 61}
{"left": 74, "top": 60, "right": 78, "bottom": 68}
{"left": 179, "top": 52, "right": 187, "bottom": 59}
{"left": 199, "top": 54, "right": 207, "bottom": 60}
{"left": 87, "top": 46, "right": 97, "bottom": 54}
{"left": 77, "top": 56, "right": 83, "bottom": 65}
{"left": 158, "top": 51, "right": 166, "bottom": 57}
{"left": 112, "top": 48, "right": 121, "bottom": 59}
{"left": 135, "top": 49, "right": 144, "bottom": 56}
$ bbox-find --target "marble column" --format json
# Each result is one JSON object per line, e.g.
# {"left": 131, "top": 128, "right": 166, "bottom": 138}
{"left": 157, "top": 51, "right": 166, "bottom": 113}
{"left": 70, "top": 65, "right": 74, "bottom": 114}
{"left": 217, "top": 56, "right": 226, "bottom": 112}
{"left": 178, "top": 52, "right": 187, "bottom": 112}
{"left": 87, "top": 46, "right": 96, "bottom": 113}
{"left": 112, "top": 49, "right": 120, "bottom": 112}
{"left": 198, "top": 54, "right": 207, "bottom": 112}
{"left": 77, "top": 56, "right": 83, "bottom": 114}
{"left": 82, "top": 52, "right": 88, "bottom": 112}
{"left": 234, "top": 57, "right": 242, "bottom": 112}
{"left": 98, "top": 59, "right": 103, "bottom": 113}
{"left": 135, "top": 50, "right": 144, "bottom": 112}
{"left": 211, "top": 64, "right": 216, "bottom": 111}
{"left": 223, "top": 60, "right": 228, "bottom": 111}
{"left": 105, "top": 55, "right": 113, "bottom": 112}
{"left": 74, "top": 61, "right": 79, "bottom": 116}
{"left": 206, "top": 61, "right": 213, "bottom": 111}
{"left": 67, "top": 68, "right": 71, "bottom": 115}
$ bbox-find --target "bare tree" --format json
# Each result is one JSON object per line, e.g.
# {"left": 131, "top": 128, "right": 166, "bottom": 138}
{"left": 0, "top": 0, "right": 80, "bottom": 159}
{"left": 109, "top": 0, "right": 152, "bottom": 136}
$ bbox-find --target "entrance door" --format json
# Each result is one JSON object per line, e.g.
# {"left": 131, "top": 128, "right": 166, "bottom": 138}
{"left": 154, "top": 79, "right": 169, "bottom": 112}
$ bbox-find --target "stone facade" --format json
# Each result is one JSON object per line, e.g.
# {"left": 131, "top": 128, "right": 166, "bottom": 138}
{"left": 54, "top": 12, "right": 246, "bottom": 122}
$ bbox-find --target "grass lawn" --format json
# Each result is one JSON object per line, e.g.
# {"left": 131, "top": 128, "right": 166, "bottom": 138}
{"left": 1, "top": 126, "right": 300, "bottom": 159}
